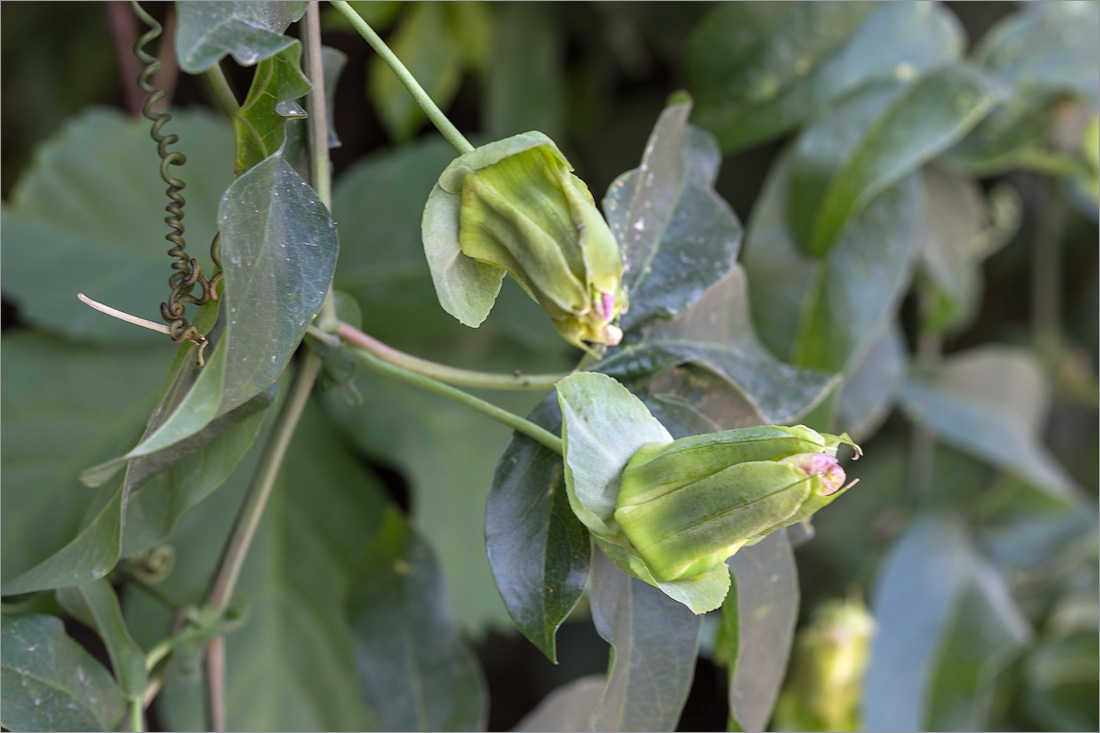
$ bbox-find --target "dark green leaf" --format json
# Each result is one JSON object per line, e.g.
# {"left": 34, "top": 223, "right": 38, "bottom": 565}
{"left": 788, "top": 66, "right": 997, "bottom": 257}
{"left": 865, "top": 513, "right": 1032, "bottom": 731}
{"left": 485, "top": 393, "right": 590, "bottom": 662}
{"left": 899, "top": 346, "right": 1084, "bottom": 503}
{"left": 55, "top": 580, "right": 146, "bottom": 700}
{"left": 175, "top": 1, "right": 307, "bottom": 73}
{"left": 1022, "top": 592, "right": 1100, "bottom": 731}
{"left": 233, "top": 43, "right": 311, "bottom": 174}
{"left": 347, "top": 508, "right": 487, "bottom": 732}
{"left": 742, "top": 152, "right": 924, "bottom": 373}
{"left": 689, "top": 2, "right": 965, "bottom": 151}
{"left": 484, "top": 2, "right": 565, "bottom": 140}
{"left": 1, "top": 613, "right": 126, "bottom": 732}
{"left": 123, "top": 401, "right": 381, "bottom": 731}
{"left": 369, "top": 3, "right": 463, "bottom": 143}
{"left": 0, "top": 107, "right": 232, "bottom": 344}
{"left": 588, "top": 549, "right": 703, "bottom": 732}
{"left": 603, "top": 102, "right": 742, "bottom": 332}
{"left": 84, "top": 152, "right": 338, "bottom": 484}
{"left": 837, "top": 323, "right": 907, "bottom": 441}
{"left": 321, "top": 46, "right": 347, "bottom": 149}
{"left": 725, "top": 530, "right": 799, "bottom": 732}
{"left": 600, "top": 268, "right": 839, "bottom": 425}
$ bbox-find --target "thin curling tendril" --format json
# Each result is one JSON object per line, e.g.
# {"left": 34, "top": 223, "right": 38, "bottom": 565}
{"left": 131, "top": 1, "right": 221, "bottom": 364}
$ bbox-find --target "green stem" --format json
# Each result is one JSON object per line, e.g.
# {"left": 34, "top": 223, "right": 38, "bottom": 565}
{"left": 303, "top": 3, "right": 337, "bottom": 325}
{"left": 334, "top": 322, "right": 570, "bottom": 391}
{"left": 329, "top": 0, "right": 474, "bottom": 154}
{"left": 907, "top": 287, "right": 942, "bottom": 502}
{"left": 128, "top": 698, "right": 144, "bottom": 733}
{"left": 204, "top": 62, "right": 240, "bottom": 116}
{"left": 348, "top": 341, "right": 563, "bottom": 454}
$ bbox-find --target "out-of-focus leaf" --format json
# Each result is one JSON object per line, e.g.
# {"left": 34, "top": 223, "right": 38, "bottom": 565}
{"left": 603, "top": 101, "right": 741, "bottom": 332}
{"left": 1, "top": 613, "right": 126, "bottom": 732}
{"left": 83, "top": 152, "right": 338, "bottom": 485}
{"left": 369, "top": 3, "right": 462, "bottom": 143}
{"left": 742, "top": 152, "right": 924, "bottom": 374}
{"left": 837, "top": 323, "right": 907, "bottom": 441}
{"left": 515, "top": 675, "right": 607, "bottom": 732}
{"left": 601, "top": 267, "right": 839, "bottom": 425}
{"left": 347, "top": 508, "right": 487, "bottom": 732}
{"left": 865, "top": 513, "right": 1032, "bottom": 731}
{"left": 484, "top": 2, "right": 564, "bottom": 140}
{"left": 588, "top": 550, "right": 703, "bottom": 732}
{"left": 321, "top": 0, "right": 401, "bottom": 32}
{"left": 787, "top": 66, "right": 996, "bottom": 257}
{"left": 444, "top": 2, "right": 492, "bottom": 71}
{"left": 321, "top": 46, "right": 347, "bottom": 149}
{"left": 1022, "top": 591, "right": 1100, "bottom": 731}
{"left": 724, "top": 530, "right": 800, "bottom": 732}
{"left": 233, "top": 43, "right": 310, "bottom": 174}
{"left": 0, "top": 334, "right": 166, "bottom": 595}
{"left": 55, "top": 580, "right": 146, "bottom": 700}
{"left": 485, "top": 393, "right": 590, "bottom": 662}
{"left": 176, "top": 1, "right": 307, "bottom": 73}
{"left": 0, "top": 107, "right": 232, "bottom": 344}
{"left": 123, "top": 401, "right": 380, "bottom": 731}
{"left": 689, "top": 2, "right": 964, "bottom": 151}
{"left": 899, "top": 345, "right": 1083, "bottom": 502}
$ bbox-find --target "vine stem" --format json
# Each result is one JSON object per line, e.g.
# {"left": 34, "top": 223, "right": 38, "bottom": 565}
{"left": 345, "top": 337, "right": 564, "bottom": 455}
{"left": 329, "top": 0, "right": 474, "bottom": 154}
{"left": 335, "top": 322, "right": 570, "bottom": 391}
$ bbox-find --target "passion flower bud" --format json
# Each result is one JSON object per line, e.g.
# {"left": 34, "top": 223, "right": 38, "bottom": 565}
{"left": 614, "top": 426, "right": 858, "bottom": 583}
{"left": 424, "top": 132, "right": 627, "bottom": 352}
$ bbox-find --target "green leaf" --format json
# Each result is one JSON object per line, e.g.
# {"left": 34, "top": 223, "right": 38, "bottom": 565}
{"left": 123, "top": 401, "right": 381, "bottom": 731}
{"left": 742, "top": 151, "right": 924, "bottom": 373}
{"left": 865, "top": 513, "right": 1032, "bottom": 731}
{"left": 600, "top": 268, "right": 840, "bottom": 425}
{"left": 515, "top": 675, "right": 607, "bottom": 732}
{"left": 321, "top": 46, "right": 348, "bottom": 150}
{"left": 689, "top": 2, "right": 965, "bottom": 152}
{"left": 588, "top": 549, "right": 703, "bottom": 732}
{"left": 175, "top": 1, "right": 307, "bottom": 73}
{"left": 725, "top": 530, "right": 799, "bottom": 732}
{"left": 347, "top": 508, "right": 488, "bottom": 732}
{"left": 0, "top": 334, "right": 166, "bottom": 595}
{"left": 55, "top": 580, "right": 146, "bottom": 700}
{"left": 836, "top": 323, "right": 907, "bottom": 440}
{"left": 788, "top": 66, "right": 997, "bottom": 257}
{"left": 1, "top": 107, "right": 232, "bottom": 344}
{"left": 899, "top": 345, "right": 1083, "bottom": 502}
{"left": 1, "top": 613, "right": 126, "bottom": 732}
{"left": 557, "top": 372, "right": 672, "bottom": 536}
{"left": 84, "top": 152, "right": 338, "bottom": 484}
{"left": 485, "top": 393, "right": 590, "bottom": 662}
{"left": 484, "top": 2, "right": 565, "bottom": 140}
{"left": 602, "top": 102, "right": 742, "bottom": 332}
{"left": 233, "top": 43, "right": 311, "bottom": 174}
{"left": 369, "top": 2, "right": 463, "bottom": 143}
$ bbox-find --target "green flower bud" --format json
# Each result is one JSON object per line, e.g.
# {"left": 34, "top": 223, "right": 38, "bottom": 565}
{"left": 424, "top": 132, "right": 627, "bottom": 353}
{"left": 614, "top": 425, "right": 858, "bottom": 582}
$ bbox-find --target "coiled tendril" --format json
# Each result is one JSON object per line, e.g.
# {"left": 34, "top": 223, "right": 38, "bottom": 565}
{"left": 131, "top": 1, "right": 222, "bottom": 358}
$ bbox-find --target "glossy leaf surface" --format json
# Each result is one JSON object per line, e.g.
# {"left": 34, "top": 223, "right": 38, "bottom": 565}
{"left": 233, "top": 43, "right": 311, "bottom": 174}
{"left": 176, "top": 1, "right": 307, "bottom": 73}
{"left": 55, "top": 580, "right": 147, "bottom": 700}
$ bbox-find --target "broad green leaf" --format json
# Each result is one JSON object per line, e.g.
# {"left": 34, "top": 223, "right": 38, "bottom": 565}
{"left": 1, "top": 613, "right": 126, "bottom": 732}
{"left": 725, "top": 531, "right": 799, "bottom": 732}
{"left": 742, "top": 152, "right": 924, "bottom": 373}
{"left": 788, "top": 66, "right": 996, "bottom": 257}
{"left": 233, "top": 43, "right": 311, "bottom": 174}
{"left": 175, "top": 1, "right": 307, "bottom": 73}
{"left": 484, "top": 2, "right": 565, "bottom": 140}
{"left": 0, "top": 107, "right": 232, "bottom": 344}
{"left": 588, "top": 549, "right": 703, "bottom": 732}
{"left": 347, "top": 508, "right": 487, "bottom": 732}
{"left": 84, "top": 152, "right": 338, "bottom": 484}
{"left": 602, "top": 101, "right": 742, "bottom": 332}
{"left": 1022, "top": 591, "right": 1100, "bottom": 731}
{"left": 836, "top": 323, "right": 907, "bottom": 441}
{"left": 600, "top": 268, "right": 840, "bottom": 425}
{"left": 368, "top": 2, "right": 463, "bottom": 143}
{"left": 689, "top": 2, "right": 964, "bottom": 151}
{"left": 865, "top": 513, "right": 1032, "bottom": 731}
{"left": 55, "top": 580, "right": 146, "bottom": 700}
{"left": 0, "top": 334, "right": 165, "bottom": 594}
{"left": 485, "top": 393, "right": 590, "bottom": 662}
{"left": 123, "top": 401, "right": 380, "bottom": 731}
{"left": 515, "top": 675, "right": 607, "bottom": 732}
{"left": 557, "top": 372, "right": 672, "bottom": 536}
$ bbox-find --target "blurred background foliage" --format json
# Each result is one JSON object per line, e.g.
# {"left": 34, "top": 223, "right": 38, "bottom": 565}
{"left": 2, "top": 2, "right": 1097, "bottom": 731}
